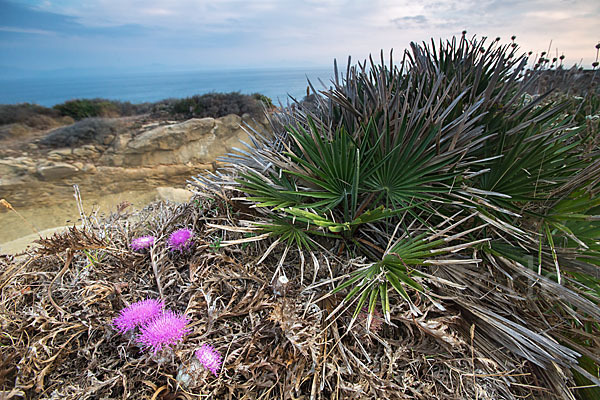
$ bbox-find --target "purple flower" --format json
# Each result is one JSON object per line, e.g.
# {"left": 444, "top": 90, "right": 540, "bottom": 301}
{"left": 113, "top": 299, "right": 164, "bottom": 334}
{"left": 137, "top": 310, "right": 190, "bottom": 353}
{"left": 168, "top": 229, "right": 193, "bottom": 251}
{"left": 195, "top": 344, "right": 222, "bottom": 376}
{"left": 131, "top": 235, "right": 156, "bottom": 251}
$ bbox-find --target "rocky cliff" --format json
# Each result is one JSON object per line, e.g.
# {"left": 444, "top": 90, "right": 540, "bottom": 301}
{"left": 0, "top": 113, "right": 269, "bottom": 244}
{"left": 1, "top": 113, "right": 268, "bottom": 205}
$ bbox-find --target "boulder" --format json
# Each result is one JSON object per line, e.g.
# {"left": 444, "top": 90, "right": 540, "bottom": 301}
{"left": 242, "top": 113, "right": 269, "bottom": 134}
{"left": 110, "top": 134, "right": 132, "bottom": 152}
{"left": 81, "top": 163, "right": 96, "bottom": 173}
{"left": 36, "top": 162, "right": 79, "bottom": 180}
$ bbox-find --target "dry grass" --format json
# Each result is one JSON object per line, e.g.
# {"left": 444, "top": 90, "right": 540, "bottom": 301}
{"left": 0, "top": 196, "right": 564, "bottom": 399}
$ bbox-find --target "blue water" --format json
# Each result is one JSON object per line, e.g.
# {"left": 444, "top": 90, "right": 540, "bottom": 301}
{"left": 0, "top": 67, "right": 334, "bottom": 106}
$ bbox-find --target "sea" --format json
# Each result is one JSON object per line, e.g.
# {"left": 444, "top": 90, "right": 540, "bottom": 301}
{"left": 0, "top": 67, "right": 334, "bottom": 106}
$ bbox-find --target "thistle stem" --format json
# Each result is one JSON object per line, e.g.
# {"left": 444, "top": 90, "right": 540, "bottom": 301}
{"left": 150, "top": 246, "right": 164, "bottom": 299}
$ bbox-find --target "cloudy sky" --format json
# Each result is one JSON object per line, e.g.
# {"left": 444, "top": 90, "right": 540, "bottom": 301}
{"left": 1, "top": 0, "right": 599, "bottom": 74}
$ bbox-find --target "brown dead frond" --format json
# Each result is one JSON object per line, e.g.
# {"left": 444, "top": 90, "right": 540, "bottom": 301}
{"left": 35, "top": 226, "right": 106, "bottom": 255}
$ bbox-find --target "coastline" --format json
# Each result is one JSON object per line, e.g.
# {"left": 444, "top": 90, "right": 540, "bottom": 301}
{"left": 0, "top": 66, "right": 332, "bottom": 107}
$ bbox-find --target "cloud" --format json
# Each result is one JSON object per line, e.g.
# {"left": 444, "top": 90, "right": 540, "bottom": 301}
{"left": 140, "top": 8, "right": 175, "bottom": 17}
{"left": 1, "top": 0, "right": 598, "bottom": 70}
{"left": 32, "top": 0, "right": 284, "bottom": 30}
{"left": 0, "top": 25, "right": 53, "bottom": 35}
{"left": 391, "top": 15, "right": 428, "bottom": 28}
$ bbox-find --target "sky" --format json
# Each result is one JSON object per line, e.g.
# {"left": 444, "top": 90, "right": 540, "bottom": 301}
{"left": 1, "top": 0, "right": 599, "bottom": 76}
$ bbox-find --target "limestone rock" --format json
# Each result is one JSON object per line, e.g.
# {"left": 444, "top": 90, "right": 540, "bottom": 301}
{"left": 241, "top": 113, "right": 269, "bottom": 133}
{"left": 220, "top": 113, "right": 242, "bottom": 130}
{"left": 0, "top": 158, "right": 34, "bottom": 186}
{"left": 99, "top": 134, "right": 132, "bottom": 166}
{"left": 103, "top": 134, "right": 116, "bottom": 145}
{"left": 155, "top": 187, "right": 194, "bottom": 203}
{"left": 111, "top": 134, "right": 132, "bottom": 152}
{"left": 73, "top": 144, "right": 100, "bottom": 158}
{"left": 81, "top": 163, "right": 96, "bottom": 173}
{"left": 48, "top": 148, "right": 73, "bottom": 160}
{"left": 96, "top": 114, "right": 265, "bottom": 167}
{"left": 126, "top": 118, "right": 216, "bottom": 153}
{"left": 99, "top": 117, "right": 252, "bottom": 167}
{"left": 36, "top": 162, "right": 79, "bottom": 180}
{"left": 1, "top": 114, "right": 270, "bottom": 220}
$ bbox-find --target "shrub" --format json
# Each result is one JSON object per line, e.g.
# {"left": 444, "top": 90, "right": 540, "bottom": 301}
{"left": 54, "top": 99, "right": 118, "bottom": 120}
{"left": 2, "top": 93, "right": 267, "bottom": 129}
{"left": 253, "top": 93, "right": 274, "bottom": 108}
{"left": 39, "top": 117, "right": 119, "bottom": 148}
{"left": 0, "top": 123, "right": 29, "bottom": 141}
{"left": 0, "top": 103, "right": 61, "bottom": 127}
{"left": 166, "top": 92, "right": 263, "bottom": 119}
{"left": 53, "top": 98, "right": 152, "bottom": 120}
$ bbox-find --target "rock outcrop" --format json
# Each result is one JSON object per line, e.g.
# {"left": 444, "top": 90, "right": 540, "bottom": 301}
{"left": 0, "top": 113, "right": 269, "bottom": 206}
{"left": 0, "top": 112, "right": 270, "bottom": 245}
{"left": 156, "top": 187, "right": 194, "bottom": 203}
{"left": 99, "top": 115, "right": 254, "bottom": 167}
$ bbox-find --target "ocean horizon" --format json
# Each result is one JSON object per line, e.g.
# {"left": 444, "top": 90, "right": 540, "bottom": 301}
{"left": 0, "top": 67, "right": 334, "bottom": 107}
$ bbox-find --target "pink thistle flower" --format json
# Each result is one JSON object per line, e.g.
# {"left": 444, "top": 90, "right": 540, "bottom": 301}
{"left": 113, "top": 299, "right": 164, "bottom": 334}
{"left": 195, "top": 344, "right": 222, "bottom": 376}
{"left": 168, "top": 229, "right": 193, "bottom": 251}
{"left": 131, "top": 235, "right": 156, "bottom": 251}
{"left": 137, "top": 310, "right": 190, "bottom": 353}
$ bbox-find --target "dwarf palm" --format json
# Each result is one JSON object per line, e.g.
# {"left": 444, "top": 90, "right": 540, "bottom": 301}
{"left": 191, "top": 35, "right": 600, "bottom": 397}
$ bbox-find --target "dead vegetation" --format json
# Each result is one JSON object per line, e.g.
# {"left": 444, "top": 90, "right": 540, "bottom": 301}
{"left": 0, "top": 195, "right": 569, "bottom": 400}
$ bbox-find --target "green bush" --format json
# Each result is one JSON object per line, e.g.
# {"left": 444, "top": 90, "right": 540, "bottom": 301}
{"left": 53, "top": 99, "right": 118, "bottom": 120}
{"left": 166, "top": 92, "right": 263, "bottom": 119}
{"left": 253, "top": 93, "right": 274, "bottom": 108}
{"left": 53, "top": 98, "right": 152, "bottom": 120}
